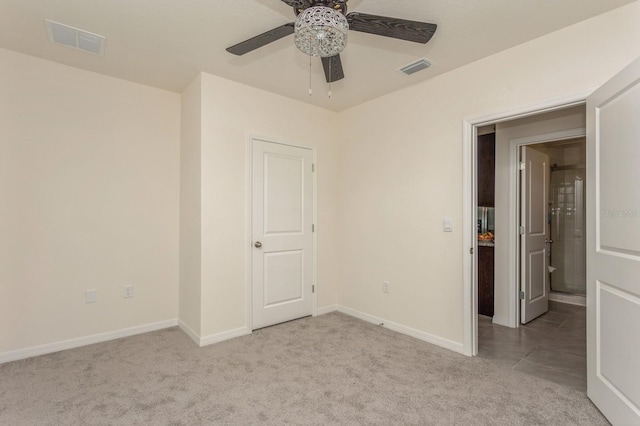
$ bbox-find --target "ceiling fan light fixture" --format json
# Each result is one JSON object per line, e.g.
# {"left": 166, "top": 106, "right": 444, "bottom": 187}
{"left": 294, "top": 6, "right": 348, "bottom": 57}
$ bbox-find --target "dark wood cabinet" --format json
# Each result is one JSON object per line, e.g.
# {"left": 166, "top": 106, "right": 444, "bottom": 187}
{"left": 478, "top": 246, "right": 494, "bottom": 317}
{"left": 477, "top": 132, "right": 495, "bottom": 317}
{"left": 477, "top": 133, "right": 495, "bottom": 207}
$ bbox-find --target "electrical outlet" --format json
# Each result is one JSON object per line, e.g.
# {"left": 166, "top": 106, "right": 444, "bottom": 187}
{"left": 85, "top": 289, "right": 97, "bottom": 304}
{"left": 124, "top": 284, "right": 133, "bottom": 298}
{"left": 383, "top": 281, "right": 390, "bottom": 294}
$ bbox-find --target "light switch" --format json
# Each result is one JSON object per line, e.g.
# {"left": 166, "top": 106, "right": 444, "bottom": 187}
{"left": 443, "top": 217, "right": 453, "bottom": 232}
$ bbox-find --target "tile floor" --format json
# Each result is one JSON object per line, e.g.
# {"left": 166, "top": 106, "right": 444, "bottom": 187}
{"left": 478, "top": 301, "right": 587, "bottom": 392}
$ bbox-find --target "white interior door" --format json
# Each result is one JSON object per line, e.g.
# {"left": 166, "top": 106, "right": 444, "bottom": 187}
{"left": 520, "top": 146, "right": 550, "bottom": 324}
{"left": 586, "top": 57, "right": 640, "bottom": 424}
{"left": 251, "top": 139, "right": 314, "bottom": 330}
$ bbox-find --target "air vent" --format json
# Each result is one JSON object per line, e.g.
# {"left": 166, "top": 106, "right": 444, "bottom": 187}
{"left": 45, "top": 19, "right": 106, "bottom": 56}
{"left": 398, "top": 58, "right": 432, "bottom": 76}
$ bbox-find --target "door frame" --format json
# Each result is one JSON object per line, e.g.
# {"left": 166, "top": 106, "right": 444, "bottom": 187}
{"left": 462, "top": 90, "right": 591, "bottom": 356}
{"left": 513, "top": 130, "right": 584, "bottom": 325}
{"left": 245, "top": 134, "right": 318, "bottom": 332}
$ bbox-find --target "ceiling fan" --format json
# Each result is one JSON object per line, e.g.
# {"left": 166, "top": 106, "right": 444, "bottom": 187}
{"left": 226, "top": 0, "right": 437, "bottom": 83}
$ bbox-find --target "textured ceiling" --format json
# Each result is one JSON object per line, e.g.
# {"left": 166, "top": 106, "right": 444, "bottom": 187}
{"left": 0, "top": 0, "right": 634, "bottom": 111}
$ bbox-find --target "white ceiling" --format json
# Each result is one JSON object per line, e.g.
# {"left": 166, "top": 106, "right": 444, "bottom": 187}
{"left": 0, "top": 0, "right": 634, "bottom": 111}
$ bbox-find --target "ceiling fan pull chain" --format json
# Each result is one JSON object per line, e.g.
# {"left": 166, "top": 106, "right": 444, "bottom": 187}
{"left": 308, "top": 36, "right": 313, "bottom": 96}
{"left": 328, "top": 56, "right": 332, "bottom": 98}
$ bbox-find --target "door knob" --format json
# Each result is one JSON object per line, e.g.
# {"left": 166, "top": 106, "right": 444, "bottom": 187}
{"left": 254, "top": 241, "right": 262, "bottom": 248}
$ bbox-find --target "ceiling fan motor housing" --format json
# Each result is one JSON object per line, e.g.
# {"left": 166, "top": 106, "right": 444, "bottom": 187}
{"left": 292, "top": 0, "right": 348, "bottom": 16}
{"left": 294, "top": 6, "right": 349, "bottom": 57}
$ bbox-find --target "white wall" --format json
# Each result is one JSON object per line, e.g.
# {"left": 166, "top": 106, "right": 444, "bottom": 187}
{"left": 0, "top": 49, "right": 181, "bottom": 357}
{"left": 193, "top": 73, "right": 341, "bottom": 338}
{"left": 335, "top": 2, "right": 640, "bottom": 346}
{"left": 2, "top": 1, "right": 640, "bottom": 359}
{"left": 179, "top": 75, "right": 203, "bottom": 336}
{"left": 493, "top": 106, "right": 586, "bottom": 326}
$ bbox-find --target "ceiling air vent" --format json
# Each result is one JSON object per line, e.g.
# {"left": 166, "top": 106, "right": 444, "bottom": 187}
{"left": 45, "top": 19, "right": 106, "bottom": 56}
{"left": 398, "top": 58, "right": 432, "bottom": 76}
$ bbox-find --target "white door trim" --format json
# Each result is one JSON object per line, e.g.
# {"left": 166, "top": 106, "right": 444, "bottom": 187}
{"left": 245, "top": 134, "right": 318, "bottom": 332}
{"left": 462, "top": 90, "right": 591, "bottom": 356}
{"left": 511, "top": 128, "right": 585, "bottom": 327}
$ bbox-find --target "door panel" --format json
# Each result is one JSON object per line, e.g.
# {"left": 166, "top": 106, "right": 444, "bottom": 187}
{"left": 252, "top": 139, "right": 313, "bottom": 330}
{"left": 598, "top": 284, "right": 640, "bottom": 408}
{"left": 598, "top": 82, "right": 640, "bottom": 255}
{"left": 587, "top": 57, "right": 640, "bottom": 424}
{"left": 263, "top": 250, "right": 304, "bottom": 306}
{"left": 264, "top": 154, "right": 304, "bottom": 235}
{"left": 520, "top": 146, "right": 550, "bottom": 324}
{"left": 528, "top": 249, "right": 546, "bottom": 300}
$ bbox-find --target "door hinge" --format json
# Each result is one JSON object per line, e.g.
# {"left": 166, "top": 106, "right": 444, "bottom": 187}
{"left": 312, "top": 224, "right": 315, "bottom": 232}
{"left": 470, "top": 247, "right": 474, "bottom": 255}
{"left": 519, "top": 162, "right": 526, "bottom": 171}
{"left": 519, "top": 291, "right": 525, "bottom": 300}
{"left": 312, "top": 163, "right": 315, "bottom": 172}
{"left": 312, "top": 285, "right": 315, "bottom": 293}
{"left": 519, "top": 225, "right": 525, "bottom": 235}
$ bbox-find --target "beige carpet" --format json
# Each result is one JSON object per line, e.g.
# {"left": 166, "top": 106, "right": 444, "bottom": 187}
{"left": 0, "top": 312, "right": 607, "bottom": 425}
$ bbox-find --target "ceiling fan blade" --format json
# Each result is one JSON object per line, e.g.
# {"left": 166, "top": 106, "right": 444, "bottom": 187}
{"left": 226, "top": 23, "right": 295, "bottom": 56}
{"left": 280, "top": 0, "right": 304, "bottom": 6}
{"left": 346, "top": 12, "right": 437, "bottom": 44}
{"left": 321, "top": 55, "right": 345, "bottom": 83}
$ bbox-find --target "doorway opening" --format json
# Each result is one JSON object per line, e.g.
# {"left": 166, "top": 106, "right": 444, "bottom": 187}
{"left": 530, "top": 138, "right": 586, "bottom": 306}
{"left": 466, "top": 104, "right": 589, "bottom": 391}
{"left": 495, "top": 106, "right": 586, "bottom": 327}
{"left": 462, "top": 93, "right": 590, "bottom": 357}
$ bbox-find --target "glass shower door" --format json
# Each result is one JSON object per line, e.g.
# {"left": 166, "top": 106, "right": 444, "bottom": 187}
{"left": 550, "top": 168, "right": 586, "bottom": 295}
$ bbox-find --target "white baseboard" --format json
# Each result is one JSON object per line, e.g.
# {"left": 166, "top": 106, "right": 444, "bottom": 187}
{"left": 335, "top": 305, "right": 465, "bottom": 355}
{"left": 550, "top": 292, "right": 586, "bottom": 307}
{"left": 179, "top": 319, "right": 251, "bottom": 347}
{"left": 199, "top": 326, "right": 251, "bottom": 347}
{"left": 1, "top": 308, "right": 465, "bottom": 364}
{"left": 0, "top": 319, "right": 178, "bottom": 365}
{"left": 178, "top": 320, "right": 201, "bottom": 345}
{"left": 316, "top": 304, "right": 338, "bottom": 315}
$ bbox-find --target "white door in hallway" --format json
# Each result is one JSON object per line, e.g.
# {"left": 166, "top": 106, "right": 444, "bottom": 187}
{"left": 251, "top": 139, "right": 314, "bottom": 330}
{"left": 586, "top": 57, "right": 640, "bottom": 424}
{"left": 520, "top": 146, "right": 550, "bottom": 324}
